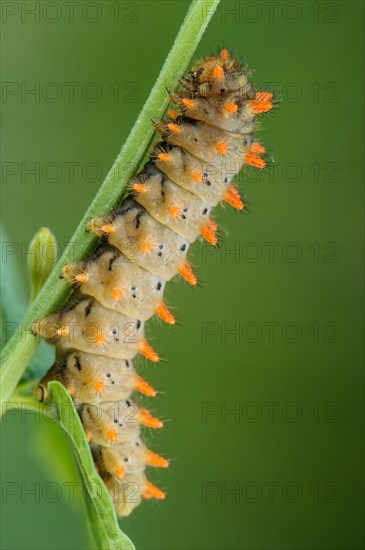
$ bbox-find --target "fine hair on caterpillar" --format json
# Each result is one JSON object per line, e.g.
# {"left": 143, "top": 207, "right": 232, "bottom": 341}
{"left": 34, "top": 48, "right": 274, "bottom": 516}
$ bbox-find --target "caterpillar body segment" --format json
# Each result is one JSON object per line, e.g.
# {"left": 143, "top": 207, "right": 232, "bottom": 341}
{"left": 104, "top": 472, "right": 165, "bottom": 517}
{"left": 101, "top": 437, "right": 169, "bottom": 479}
{"left": 81, "top": 398, "right": 143, "bottom": 446}
{"left": 62, "top": 248, "right": 168, "bottom": 322}
{"left": 154, "top": 145, "right": 240, "bottom": 207}
{"left": 34, "top": 49, "right": 273, "bottom": 516}
{"left": 156, "top": 119, "right": 253, "bottom": 164}
{"left": 34, "top": 298, "right": 148, "bottom": 360}
{"left": 132, "top": 163, "right": 213, "bottom": 243}
{"left": 169, "top": 90, "right": 257, "bottom": 135}
{"left": 35, "top": 351, "right": 155, "bottom": 405}
{"left": 88, "top": 200, "right": 191, "bottom": 281}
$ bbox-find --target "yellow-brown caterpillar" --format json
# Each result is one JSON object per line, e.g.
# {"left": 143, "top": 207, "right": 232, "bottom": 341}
{"left": 34, "top": 49, "right": 273, "bottom": 516}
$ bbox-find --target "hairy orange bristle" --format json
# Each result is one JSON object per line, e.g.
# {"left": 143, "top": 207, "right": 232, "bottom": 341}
{"left": 111, "top": 288, "right": 123, "bottom": 302}
{"left": 101, "top": 224, "right": 115, "bottom": 234}
{"left": 105, "top": 428, "right": 118, "bottom": 443}
{"left": 182, "top": 98, "right": 194, "bottom": 109}
{"left": 213, "top": 65, "right": 224, "bottom": 79}
{"left": 224, "top": 186, "right": 244, "bottom": 210}
{"left": 139, "top": 340, "right": 159, "bottom": 362}
{"left": 220, "top": 48, "right": 229, "bottom": 60}
{"left": 178, "top": 263, "right": 197, "bottom": 285}
{"left": 157, "top": 152, "right": 170, "bottom": 162}
{"left": 146, "top": 450, "right": 169, "bottom": 468}
{"left": 167, "top": 123, "right": 180, "bottom": 134}
{"left": 224, "top": 101, "right": 238, "bottom": 113}
{"left": 135, "top": 375, "right": 156, "bottom": 397}
{"left": 250, "top": 91, "right": 273, "bottom": 114}
{"left": 245, "top": 152, "right": 266, "bottom": 169}
{"left": 155, "top": 303, "right": 175, "bottom": 324}
{"left": 139, "top": 409, "right": 163, "bottom": 429}
{"left": 133, "top": 183, "right": 146, "bottom": 194}
{"left": 167, "top": 109, "right": 179, "bottom": 119}
{"left": 75, "top": 273, "right": 89, "bottom": 283}
{"left": 251, "top": 143, "right": 266, "bottom": 155}
{"left": 142, "top": 481, "right": 166, "bottom": 500}
{"left": 200, "top": 221, "right": 217, "bottom": 245}
{"left": 215, "top": 142, "right": 228, "bottom": 155}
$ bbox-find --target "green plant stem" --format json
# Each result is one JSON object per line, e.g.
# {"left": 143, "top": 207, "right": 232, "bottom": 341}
{"left": 0, "top": 0, "right": 220, "bottom": 416}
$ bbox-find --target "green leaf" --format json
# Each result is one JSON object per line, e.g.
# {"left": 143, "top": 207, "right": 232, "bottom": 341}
{"left": 49, "top": 381, "right": 135, "bottom": 550}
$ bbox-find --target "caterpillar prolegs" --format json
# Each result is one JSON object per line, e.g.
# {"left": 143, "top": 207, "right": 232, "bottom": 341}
{"left": 34, "top": 49, "right": 273, "bottom": 516}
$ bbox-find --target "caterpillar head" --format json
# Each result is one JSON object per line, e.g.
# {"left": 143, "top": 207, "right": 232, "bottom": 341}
{"left": 182, "top": 51, "right": 253, "bottom": 98}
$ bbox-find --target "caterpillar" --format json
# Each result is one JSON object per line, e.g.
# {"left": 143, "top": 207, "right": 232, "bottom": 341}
{"left": 33, "top": 49, "right": 273, "bottom": 516}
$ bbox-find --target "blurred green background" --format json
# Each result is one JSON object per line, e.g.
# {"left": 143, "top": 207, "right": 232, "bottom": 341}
{"left": 1, "top": 1, "right": 364, "bottom": 549}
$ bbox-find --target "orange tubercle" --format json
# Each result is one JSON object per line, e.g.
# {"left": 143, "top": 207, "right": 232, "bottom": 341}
{"left": 224, "top": 186, "right": 244, "bottom": 210}
{"left": 220, "top": 48, "right": 229, "bottom": 60}
{"left": 192, "top": 171, "right": 203, "bottom": 183}
{"left": 167, "top": 123, "right": 180, "bottom": 134}
{"left": 140, "top": 241, "right": 154, "bottom": 253}
{"left": 215, "top": 142, "right": 228, "bottom": 156}
{"left": 75, "top": 273, "right": 89, "bottom": 284}
{"left": 212, "top": 65, "right": 224, "bottom": 79}
{"left": 56, "top": 326, "right": 69, "bottom": 337}
{"left": 94, "top": 332, "right": 107, "bottom": 347}
{"left": 142, "top": 481, "right": 166, "bottom": 500}
{"left": 182, "top": 98, "right": 194, "bottom": 109}
{"left": 135, "top": 375, "right": 156, "bottom": 397}
{"left": 111, "top": 287, "right": 123, "bottom": 302}
{"left": 155, "top": 303, "right": 175, "bottom": 325}
{"left": 133, "top": 183, "right": 146, "bottom": 194}
{"left": 251, "top": 143, "right": 266, "bottom": 155}
{"left": 105, "top": 427, "right": 118, "bottom": 443}
{"left": 139, "top": 340, "right": 159, "bottom": 362}
{"left": 167, "top": 109, "right": 179, "bottom": 120}
{"left": 250, "top": 91, "right": 273, "bottom": 114}
{"left": 146, "top": 450, "right": 169, "bottom": 469}
{"left": 168, "top": 205, "right": 180, "bottom": 218}
{"left": 178, "top": 263, "right": 197, "bottom": 286}
{"left": 93, "top": 379, "right": 104, "bottom": 394}
{"left": 243, "top": 150, "right": 266, "bottom": 169}
{"left": 200, "top": 221, "right": 217, "bottom": 245}
{"left": 139, "top": 409, "right": 163, "bottom": 429}
{"left": 101, "top": 224, "right": 115, "bottom": 234}
{"left": 115, "top": 466, "right": 125, "bottom": 479}
{"left": 224, "top": 101, "right": 238, "bottom": 113}
{"left": 157, "top": 152, "right": 170, "bottom": 162}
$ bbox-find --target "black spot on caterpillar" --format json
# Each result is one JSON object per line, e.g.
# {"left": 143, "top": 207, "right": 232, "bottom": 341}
{"left": 33, "top": 48, "right": 274, "bottom": 517}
